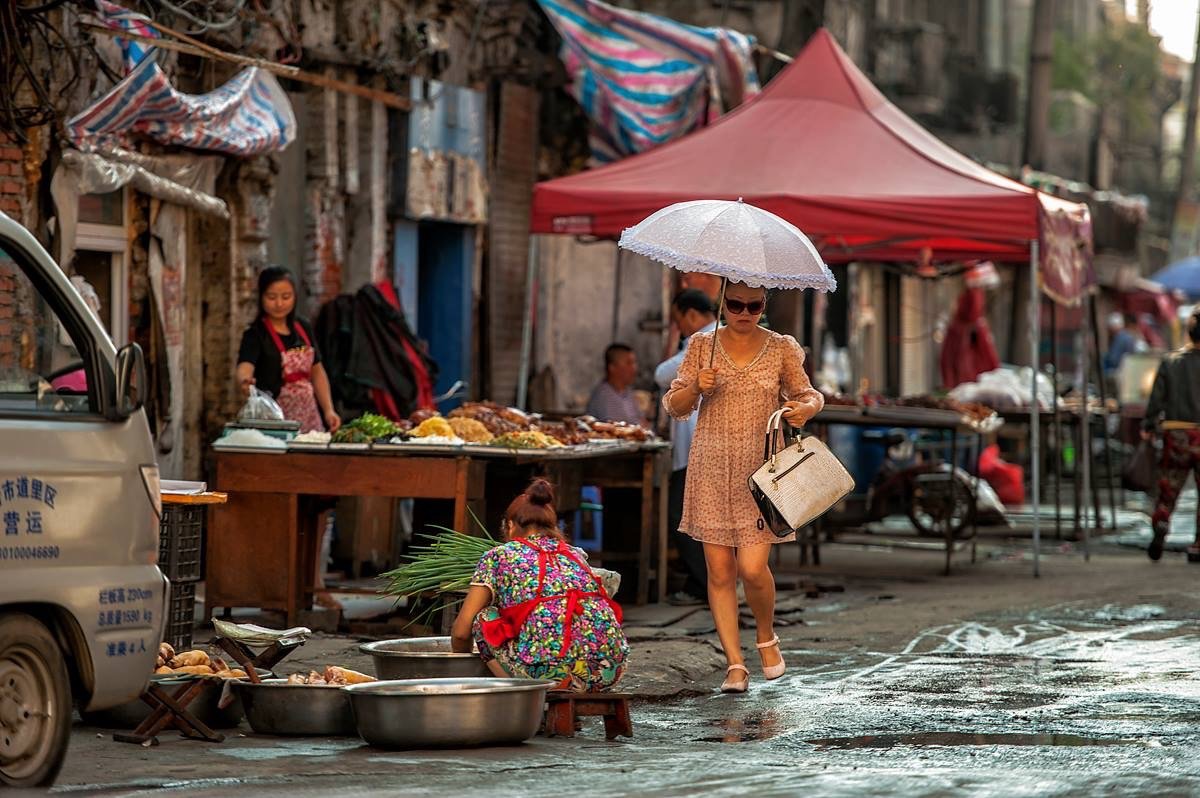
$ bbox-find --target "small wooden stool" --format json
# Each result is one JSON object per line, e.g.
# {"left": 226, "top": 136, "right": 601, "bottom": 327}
{"left": 214, "top": 636, "right": 303, "bottom": 683}
{"left": 543, "top": 692, "right": 633, "bottom": 740}
{"left": 113, "top": 678, "right": 225, "bottom": 746}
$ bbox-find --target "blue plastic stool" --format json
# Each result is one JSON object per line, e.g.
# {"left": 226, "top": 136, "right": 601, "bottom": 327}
{"left": 571, "top": 485, "right": 604, "bottom": 552}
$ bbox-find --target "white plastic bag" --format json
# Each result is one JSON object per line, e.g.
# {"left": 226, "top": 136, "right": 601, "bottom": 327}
{"left": 239, "top": 385, "right": 285, "bottom": 421}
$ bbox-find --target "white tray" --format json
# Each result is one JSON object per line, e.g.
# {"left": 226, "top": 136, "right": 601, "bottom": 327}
{"left": 328, "top": 442, "right": 371, "bottom": 451}
{"left": 287, "top": 441, "right": 330, "bottom": 451}
{"left": 212, "top": 444, "right": 286, "bottom": 455}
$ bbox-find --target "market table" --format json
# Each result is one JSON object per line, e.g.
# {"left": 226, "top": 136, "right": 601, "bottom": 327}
{"left": 207, "top": 443, "right": 670, "bottom": 625}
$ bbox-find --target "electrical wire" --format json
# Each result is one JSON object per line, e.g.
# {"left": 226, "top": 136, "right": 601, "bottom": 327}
{"left": 153, "top": 0, "right": 248, "bottom": 34}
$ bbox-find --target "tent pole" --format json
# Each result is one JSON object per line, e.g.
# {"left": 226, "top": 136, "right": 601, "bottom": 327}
{"left": 1051, "top": 299, "right": 1062, "bottom": 541}
{"left": 1030, "top": 239, "right": 1041, "bottom": 578}
{"left": 708, "top": 276, "right": 727, "bottom": 369}
{"left": 516, "top": 236, "right": 539, "bottom": 411}
{"left": 1089, "top": 295, "right": 1118, "bottom": 529}
{"left": 1079, "top": 294, "right": 1092, "bottom": 562}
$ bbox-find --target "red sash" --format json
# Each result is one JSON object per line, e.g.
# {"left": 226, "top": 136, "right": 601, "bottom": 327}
{"left": 263, "top": 318, "right": 313, "bottom": 383}
{"left": 480, "top": 538, "right": 623, "bottom": 658}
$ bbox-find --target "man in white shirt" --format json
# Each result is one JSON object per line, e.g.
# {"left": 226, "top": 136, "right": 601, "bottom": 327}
{"left": 655, "top": 289, "right": 718, "bottom": 605}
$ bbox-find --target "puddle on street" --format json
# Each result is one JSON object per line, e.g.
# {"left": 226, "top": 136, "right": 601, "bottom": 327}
{"left": 697, "top": 711, "right": 782, "bottom": 743}
{"left": 806, "top": 732, "right": 1142, "bottom": 749}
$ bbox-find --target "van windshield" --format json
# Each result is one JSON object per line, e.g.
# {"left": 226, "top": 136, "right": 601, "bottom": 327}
{"left": 0, "top": 244, "right": 95, "bottom": 415}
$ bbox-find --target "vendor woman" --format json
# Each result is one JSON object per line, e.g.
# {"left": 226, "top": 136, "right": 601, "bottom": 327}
{"left": 236, "top": 266, "right": 341, "bottom": 433}
{"left": 451, "top": 479, "right": 629, "bottom": 691}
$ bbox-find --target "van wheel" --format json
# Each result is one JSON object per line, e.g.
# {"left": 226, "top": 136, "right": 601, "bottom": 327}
{"left": 0, "top": 613, "right": 71, "bottom": 787}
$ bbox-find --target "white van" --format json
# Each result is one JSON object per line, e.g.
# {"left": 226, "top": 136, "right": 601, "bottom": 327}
{"left": 0, "top": 212, "right": 165, "bottom": 786}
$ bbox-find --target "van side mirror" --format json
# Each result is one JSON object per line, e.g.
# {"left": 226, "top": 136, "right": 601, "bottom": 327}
{"left": 115, "top": 343, "right": 146, "bottom": 418}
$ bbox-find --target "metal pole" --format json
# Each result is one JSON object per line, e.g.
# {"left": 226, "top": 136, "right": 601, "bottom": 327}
{"left": 1051, "top": 300, "right": 1062, "bottom": 540}
{"left": 708, "top": 277, "right": 727, "bottom": 369}
{"left": 1089, "top": 295, "right": 1118, "bottom": 529}
{"left": 1078, "top": 299, "right": 1092, "bottom": 562}
{"left": 1030, "top": 240, "right": 1041, "bottom": 578}
{"left": 515, "top": 236, "right": 539, "bottom": 410}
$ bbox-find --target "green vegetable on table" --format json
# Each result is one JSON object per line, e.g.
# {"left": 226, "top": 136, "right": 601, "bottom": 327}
{"left": 344, "top": 412, "right": 401, "bottom": 440}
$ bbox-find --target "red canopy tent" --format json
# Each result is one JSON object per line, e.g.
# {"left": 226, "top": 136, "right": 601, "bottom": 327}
{"left": 531, "top": 28, "right": 1092, "bottom": 305}
{"left": 528, "top": 28, "right": 1098, "bottom": 575}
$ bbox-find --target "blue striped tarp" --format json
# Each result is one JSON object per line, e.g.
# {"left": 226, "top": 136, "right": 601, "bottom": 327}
{"left": 538, "top": 0, "right": 760, "bottom": 163}
{"left": 68, "top": 2, "right": 295, "bottom": 157}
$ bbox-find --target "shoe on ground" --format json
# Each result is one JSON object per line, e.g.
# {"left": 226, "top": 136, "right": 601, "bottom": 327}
{"left": 667, "top": 591, "right": 705, "bottom": 606}
{"left": 1148, "top": 536, "right": 1165, "bottom": 561}
{"left": 720, "top": 663, "right": 749, "bottom": 693}
{"left": 1188, "top": 546, "right": 1200, "bottom": 563}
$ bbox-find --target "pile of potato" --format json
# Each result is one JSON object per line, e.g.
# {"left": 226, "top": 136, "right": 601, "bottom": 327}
{"left": 153, "top": 643, "right": 247, "bottom": 679}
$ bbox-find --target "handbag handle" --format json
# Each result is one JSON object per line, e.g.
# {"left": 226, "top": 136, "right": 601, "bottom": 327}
{"left": 762, "top": 409, "right": 802, "bottom": 467}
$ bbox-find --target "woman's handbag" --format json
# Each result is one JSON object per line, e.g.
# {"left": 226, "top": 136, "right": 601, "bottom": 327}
{"left": 1122, "top": 436, "right": 1159, "bottom": 493}
{"left": 749, "top": 409, "right": 856, "bottom": 537}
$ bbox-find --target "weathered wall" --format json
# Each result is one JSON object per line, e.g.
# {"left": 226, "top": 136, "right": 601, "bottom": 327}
{"left": 533, "top": 236, "right": 666, "bottom": 414}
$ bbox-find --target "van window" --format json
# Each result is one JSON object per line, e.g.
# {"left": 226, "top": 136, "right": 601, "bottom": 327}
{"left": 0, "top": 242, "right": 97, "bottom": 415}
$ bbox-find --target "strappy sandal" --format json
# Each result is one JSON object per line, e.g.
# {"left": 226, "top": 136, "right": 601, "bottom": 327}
{"left": 720, "top": 663, "right": 749, "bottom": 693}
{"left": 757, "top": 636, "right": 785, "bottom": 680}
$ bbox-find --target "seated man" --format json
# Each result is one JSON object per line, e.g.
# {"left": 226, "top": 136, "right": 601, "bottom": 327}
{"left": 586, "top": 343, "right": 647, "bottom": 427}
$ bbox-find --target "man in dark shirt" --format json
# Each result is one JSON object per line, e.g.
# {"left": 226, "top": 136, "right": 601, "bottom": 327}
{"left": 1143, "top": 308, "right": 1200, "bottom": 561}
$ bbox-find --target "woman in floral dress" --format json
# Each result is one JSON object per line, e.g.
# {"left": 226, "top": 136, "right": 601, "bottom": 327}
{"left": 450, "top": 479, "right": 628, "bottom": 691}
{"left": 664, "top": 280, "right": 824, "bottom": 693}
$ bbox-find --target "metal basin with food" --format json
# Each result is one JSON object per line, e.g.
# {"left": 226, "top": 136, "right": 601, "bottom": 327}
{"left": 231, "top": 679, "right": 357, "bottom": 736}
{"left": 346, "top": 678, "right": 552, "bottom": 749}
{"left": 359, "top": 637, "right": 489, "bottom": 680}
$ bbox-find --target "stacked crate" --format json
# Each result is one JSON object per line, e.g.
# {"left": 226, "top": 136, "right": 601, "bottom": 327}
{"left": 158, "top": 504, "right": 204, "bottom": 651}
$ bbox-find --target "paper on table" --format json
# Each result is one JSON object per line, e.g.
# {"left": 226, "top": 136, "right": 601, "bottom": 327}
{"left": 161, "top": 480, "right": 207, "bottom": 495}
{"left": 212, "top": 619, "right": 312, "bottom": 647}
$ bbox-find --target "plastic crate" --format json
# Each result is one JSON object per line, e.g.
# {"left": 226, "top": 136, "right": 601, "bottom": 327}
{"left": 164, "top": 581, "right": 196, "bottom": 652}
{"left": 159, "top": 504, "right": 203, "bottom": 582}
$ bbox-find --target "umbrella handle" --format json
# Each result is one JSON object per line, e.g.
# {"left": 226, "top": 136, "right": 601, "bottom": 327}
{"left": 708, "top": 276, "right": 727, "bottom": 369}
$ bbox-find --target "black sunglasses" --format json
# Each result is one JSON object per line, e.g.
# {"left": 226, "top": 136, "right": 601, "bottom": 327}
{"left": 724, "top": 298, "right": 766, "bottom": 316}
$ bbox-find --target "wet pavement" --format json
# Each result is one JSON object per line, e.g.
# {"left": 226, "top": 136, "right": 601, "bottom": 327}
{"left": 45, "top": 529, "right": 1200, "bottom": 797}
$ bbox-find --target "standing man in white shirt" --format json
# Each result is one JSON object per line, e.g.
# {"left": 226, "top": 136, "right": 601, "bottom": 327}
{"left": 655, "top": 289, "right": 718, "bottom": 605}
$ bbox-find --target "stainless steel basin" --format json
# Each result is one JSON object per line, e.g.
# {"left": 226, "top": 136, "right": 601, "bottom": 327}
{"left": 230, "top": 678, "right": 357, "bottom": 736}
{"left": 346, "top": 678, "right": 552, "bottom": 748}
{"left": 359, "top": 637, "right": 490, "bottom": 680}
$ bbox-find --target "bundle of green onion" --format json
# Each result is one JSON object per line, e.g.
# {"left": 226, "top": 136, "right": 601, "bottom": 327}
{"left": 380, "top": 525, "right": 498, "bottom": 600}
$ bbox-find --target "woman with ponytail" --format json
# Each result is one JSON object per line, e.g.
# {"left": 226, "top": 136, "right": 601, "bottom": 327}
{"left": 450, "top": 479, "right": 629, "bottom": 691}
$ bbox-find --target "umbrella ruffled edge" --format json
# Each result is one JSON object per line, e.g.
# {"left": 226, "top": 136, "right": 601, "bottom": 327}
{"left": 618, "top": 232, "right": 838, "bottom": 292}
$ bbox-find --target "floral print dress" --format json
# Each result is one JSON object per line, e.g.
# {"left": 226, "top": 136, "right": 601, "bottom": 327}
{"left": 663, "top": 330, "right": 824, "bottom": 548}
{"left": 470, "top": 535, "right": 629, "bottom": 691}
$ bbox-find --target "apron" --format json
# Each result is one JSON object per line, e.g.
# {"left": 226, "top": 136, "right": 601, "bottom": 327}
{"left": 263, "top": 318, "right": 324, "bottom": 434}
{"left": 480, "top": 538, "right": 623, "bottom": 659}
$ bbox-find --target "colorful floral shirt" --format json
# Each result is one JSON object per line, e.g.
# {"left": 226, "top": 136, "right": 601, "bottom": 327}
{"left": 471, "top": 536, "right": 629, "bottom": 668}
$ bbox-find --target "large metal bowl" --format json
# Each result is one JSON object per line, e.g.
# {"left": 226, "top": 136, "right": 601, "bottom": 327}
{"left": 346, "top": 678, "right": 552, "bottom": 748}
{"left": 359, "top": 637, "right": 489, "bottom": 680}
{"left": 230, "top": 679, "right": 358, "bottom": 736}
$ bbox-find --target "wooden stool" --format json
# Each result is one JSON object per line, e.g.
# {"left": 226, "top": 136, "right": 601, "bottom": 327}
{"left": 113, "top": 679, "right": 224, "bottom": 746}
{"left": 214, "top": 636, "right": 303, "bottom": 683}
{"left": 543, "top": 692, "right": 632, "bottom": 740}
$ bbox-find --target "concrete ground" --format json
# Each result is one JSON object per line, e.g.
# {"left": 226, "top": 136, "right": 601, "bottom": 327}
{"left": 39, "top": 516, "right": 1200, "bottom": 797}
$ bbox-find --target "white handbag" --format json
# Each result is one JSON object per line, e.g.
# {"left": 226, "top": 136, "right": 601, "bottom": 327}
{"left": 748, "top": 409, "right": 855, "bottom": 537}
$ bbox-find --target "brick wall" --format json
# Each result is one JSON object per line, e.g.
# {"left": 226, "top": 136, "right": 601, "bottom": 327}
{"left": 0, "top": 132, "right": 25, "bottom": 220}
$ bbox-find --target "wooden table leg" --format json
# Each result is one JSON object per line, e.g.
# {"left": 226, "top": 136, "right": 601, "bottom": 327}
{"left": 285, "top": 495, "right": 301, "bottom": 627}
{"left": 454, "top": 457, "right": 469, "bottom": 534}
{"left": 638, "top": 453, "right": 653, "bottom": 606}
{"left": 656, "top": 452, "right": 669, "bottom": 604}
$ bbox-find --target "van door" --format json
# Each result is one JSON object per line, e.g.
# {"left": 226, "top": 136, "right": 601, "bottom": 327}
{"left": 0, "top": 231, "right": 163, "bottom": 711}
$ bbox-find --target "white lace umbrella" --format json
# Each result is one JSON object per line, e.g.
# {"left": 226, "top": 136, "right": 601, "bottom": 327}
{"left": 617, "top": 198, "right": 837, "bottom": 292}
{"left": 619, "top": 198, "right": 835, "bottom": 366}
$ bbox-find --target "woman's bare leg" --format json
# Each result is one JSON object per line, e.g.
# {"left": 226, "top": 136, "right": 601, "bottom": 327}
{"left": 737, "top": 543, "right": 781, "bottom": 669}
{"left": 704, "top": 543, "right": 743, "bottom": 666}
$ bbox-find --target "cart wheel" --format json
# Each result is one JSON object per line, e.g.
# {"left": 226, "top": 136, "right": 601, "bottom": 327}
{"left": 908, "top": 471, "right": 977, "bottom": 540}
{"left": 0, "top": 613, "right": 71, "bottom": 788}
